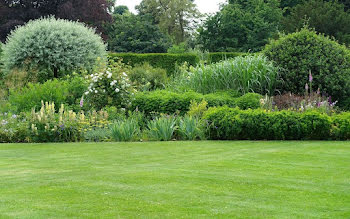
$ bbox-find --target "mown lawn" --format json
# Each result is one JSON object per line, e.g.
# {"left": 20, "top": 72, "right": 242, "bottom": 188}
{"left": 0, "top": 141, "right": 349, "bottom": 218}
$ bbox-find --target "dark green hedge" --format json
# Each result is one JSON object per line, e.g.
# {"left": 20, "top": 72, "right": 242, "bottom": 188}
{"left": 108, "top": 53, "right": 199, "bottom": 74}
{"left": 108, "top": 52, "right": 247, "bottom": 74}
{"left": 204, "top": 107, "right": 350, "bottom": 140}
{"left": 208, "top": 52, "right": 246, "bottom": 63}
{"left": 131, "top": 90, "right": 261, "bottom": 116}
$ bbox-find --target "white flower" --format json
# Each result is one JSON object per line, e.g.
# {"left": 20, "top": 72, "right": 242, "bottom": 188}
{"left": 85, "top": 91, "right": 89, "bottom": 95}
{"left": 95, "top": 90, "right": 98, "bottom": 93}
{"left": 123, "top": 72, "right": 128, "bottom": 77}
{"left": 115, "top": 88, "right": 120, "bottom": 93}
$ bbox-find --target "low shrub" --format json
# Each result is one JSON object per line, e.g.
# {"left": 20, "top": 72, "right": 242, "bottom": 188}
{"left": 84, "top": 128, "right": 111, "bottom": 142}
{"left": 131, "top": 90, "right": 261, "bottom": 116}
{"left": 84, "top": 60, "right": 136, "bottom": 110}
{"left": 204, "top": 107, "right": 349, "bottom": 140}
{"left": 129, "top": 63, "right": 168, "bottom": 91}
{"left": 108, "top": 53, "right": 199, "bottom": 75}
{"left": 0, "top": 113, "right": 29, "bottom": 143}
{"left": 172, "top": 54, "right": 280, "bottom": 95}
{"left": 8, "top": 75, "right": 87, "bottom": 113}
{"left": 331, "top": 112, "right": 350, "bottom": 140}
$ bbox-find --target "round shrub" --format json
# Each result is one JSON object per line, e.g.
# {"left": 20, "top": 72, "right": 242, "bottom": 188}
{"left": 1, "top": 17, "right": 107, "bottom": 81}
{"left": 264, "top": 28, "right": 350, "bottom": 108}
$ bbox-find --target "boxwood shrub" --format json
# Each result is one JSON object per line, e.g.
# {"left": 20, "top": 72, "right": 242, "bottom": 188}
{"left": 131, "top": 90, "right": 261, "bottom": 116}
{"left": 204, "top": 107, "right": 349, "bottom": 140}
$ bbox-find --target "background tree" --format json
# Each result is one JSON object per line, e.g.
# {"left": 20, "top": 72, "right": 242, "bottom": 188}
{"left": 107, "top": 12, "right": 171, "bottom": 53}
{"left": 0, "top": 0, "right": 113, "bottom": 42}
{"left": 197, "top": 0, "right": 283, "bottom": 52}
{"left": 136, "top": 0, "right": 201, "bottom": 44}
{"left": 281, "top": 0, "right": 350, "bottom": 45}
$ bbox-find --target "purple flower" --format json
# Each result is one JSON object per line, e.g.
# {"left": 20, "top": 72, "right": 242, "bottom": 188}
{"left": 80, "top": 96, "right": 84, "bottom": 108}
{"left": 60, "top": 124, "right": 65, "bottom": 130}
{"left": 309, "top": 71, "right": 313, "bottom": 82}
{"left": 317, "top": 102, "right": 321, "bottom": 108}
{"left": 328, "top": 96, "right": 332, "bottom": 105}
{"left": 12, "top": 114, "right": 17, "bottom": 119}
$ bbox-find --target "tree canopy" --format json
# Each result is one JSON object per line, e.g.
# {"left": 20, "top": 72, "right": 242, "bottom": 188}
{"left": 197, "top": 0, "right": 283, "bottom": 52}
{"left": 0, "top": 0, "right": 113, "bottom": 42}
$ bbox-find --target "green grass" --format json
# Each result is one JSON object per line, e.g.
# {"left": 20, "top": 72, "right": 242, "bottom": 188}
{"left": 0, "top": 141, "right": 350, "bottom": 218}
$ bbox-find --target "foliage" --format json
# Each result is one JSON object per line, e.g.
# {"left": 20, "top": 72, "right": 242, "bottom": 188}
{"left": 172, "top": 55, "right": 280, "bottom": 95}
{"left": 29, "top": 102, "right": 83, "bottom": 142}
{"left": 84, "top": 128, "right": 111, "bottom": 142}
{"left": 264, "top": 28, "right": 350, "bottom": 109}
{"left": 187, "top": 100, "right": 208, "bottom": 118}
{"left": 84, "top": 60, "right": 136, "bottom": 110}
{"left": 0, "top": 0, "right": 112, "bottom": 42}
{"left": 0, "top": 112, "right": 29, "bottom": 143}
{"left": 207, "top": 52, "right": 246, "bottom": 64}
{"left": 146, "top": 116, "right": 177, "bottom": 141}
{"left": 167, "top": 43, "right": 188, "bottom": 54}
{"left": 131, "top": 90, "right": 261, "bottom": 116}
{"left": 332, "top": 112, "right": 350, "bottom": 140}
{"left": 137, "top": 0, "right": 201, "bottom": 44}
{"left": 203, "top": 106, "right": 350, "bottom": 140}
{"left": 1, "top": 17, "right": 107, "bottom": 81}
{"left": 129, "top": 63, "right": 168, "bottom": 91}
{"left": 178, "top": 115, "right": 205, "bottom": 140}
{"left": 197, "top": 0, "right": 283, "bottom": 52}
{"left": 8, "top": 76, "right": 87, "bottom": 113}
{"left": 110, "top": 118, "right": 140, "bottom": 142}
{"left": 108, "top": 53, "right": 199, "bottom": 75}
{"left": 270, "top": 91, "right": 337, "bottom": 114}
{"left": 107, "top": 13, "right": 171, "bottom": 53}
{"left": 282, "top": 0, "right": 350, "bottom": 45}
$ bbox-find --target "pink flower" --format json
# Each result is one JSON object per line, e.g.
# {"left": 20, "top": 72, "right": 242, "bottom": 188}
{"left": 309, "top": 71, "right": 313, "bottom": 82}
{"left": 80, "top": 96, "right": 84, "bottom": 108}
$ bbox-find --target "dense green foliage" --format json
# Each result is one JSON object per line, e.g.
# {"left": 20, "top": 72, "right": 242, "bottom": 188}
{"left": 107, "top": 13, "right": 171, "bottom": 53}
{"left": 173, "top": 55, "right": 280, "bottom": 95}
{"left": 282, "top": 0, "right": 350, "bottom": 45}
{"left": 108, "top": 53, "right": 199, "bottom": 74}
{"left": 129, "top": 63, "right": 168, "bottom": 91}
{"left": 8, "top": 76, "right": 87, "bottom": 113}
{"left": 208, "top": 52, "right": 246, "bottom": 63}
{"left": 136, "top": 0, "right": 201, "bottom": 44}
{"left": 197, "top": 0, "right": 283, "bottom": 52}
{"left": 131, "top": 90, "right": 261, "bottom": 116}
{"left": 1, "top": 17, "right": 106, "bottom": 81}
{"left": 264, "top": 28, "right": 350, "bottom": 108}
{"left": 204, "top": 106, "right": 350, "bottom": 140}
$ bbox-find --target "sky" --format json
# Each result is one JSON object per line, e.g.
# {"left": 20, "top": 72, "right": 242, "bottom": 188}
{"left": 116, "top": 0, "right": 228, "bottom": 14}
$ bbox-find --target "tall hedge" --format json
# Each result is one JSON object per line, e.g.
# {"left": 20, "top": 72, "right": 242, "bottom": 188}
{"left": 264, "top": 28, "right": 350, "bottom": 108}
{"left": 108, "top": 52, "right": 247, "bottom": 74}
{"left": 108, "top": 53, "right": 199, "bottom": 74}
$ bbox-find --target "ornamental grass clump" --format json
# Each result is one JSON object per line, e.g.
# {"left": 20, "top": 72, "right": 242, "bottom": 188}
{"left": 110, "top": 118, "right": 140, "bottom": 142}
{"left": 173, "top": 54, "right": 280, "bottom": 95}
{"left": 147, "top": 116, "right": 177, "bottom": 141}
